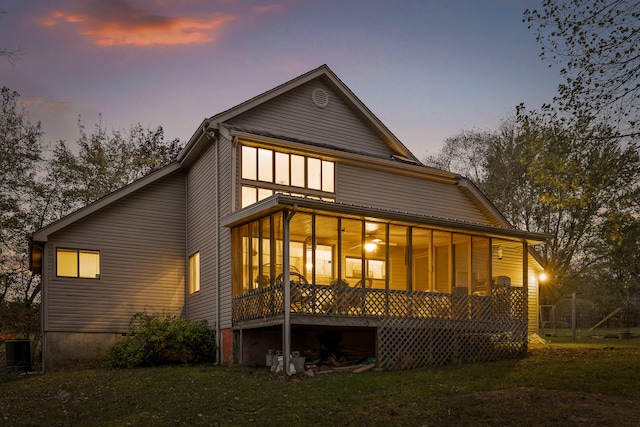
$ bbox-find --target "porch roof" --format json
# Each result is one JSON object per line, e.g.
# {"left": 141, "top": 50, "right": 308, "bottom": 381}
{"left": 221, "top": 194, "right": 550, "bottom": 245}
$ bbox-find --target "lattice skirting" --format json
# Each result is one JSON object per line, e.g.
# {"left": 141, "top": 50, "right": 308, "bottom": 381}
{"left": 377, "top": 317, "right": 528, "bottom": 370}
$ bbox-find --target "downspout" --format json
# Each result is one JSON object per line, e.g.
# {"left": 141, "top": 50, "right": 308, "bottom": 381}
{"left": 522, "top": 240, "right": 529, "bottom": 343}
{"left": 215, "top": 127, "right": 222, "bottom": 364}
{"left": 283, "top": 204, "right": 297, "bottom": 375}
{"left": 40, "top": 242, "right": 46, "bottom": 372}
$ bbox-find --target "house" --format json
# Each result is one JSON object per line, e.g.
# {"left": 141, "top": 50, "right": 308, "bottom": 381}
{"left": 30, "top": 65, "right": 548, "bottom": 370}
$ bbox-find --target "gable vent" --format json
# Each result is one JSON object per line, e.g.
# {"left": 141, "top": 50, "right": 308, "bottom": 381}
{"left": 312, "top": 88, "right": 329, "bottom": 108}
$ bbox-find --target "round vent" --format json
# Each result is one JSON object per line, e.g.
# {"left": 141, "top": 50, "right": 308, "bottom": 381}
{"left": 312, "top": 88, "right": 329, "bottom": 108}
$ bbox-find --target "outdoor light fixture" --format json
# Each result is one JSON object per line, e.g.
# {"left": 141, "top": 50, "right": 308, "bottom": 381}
{"left": 539, "top": 272, "right": 547, "bottom": 282}
{"left": 498, "top": 247, "right": 503, "bottom": 260}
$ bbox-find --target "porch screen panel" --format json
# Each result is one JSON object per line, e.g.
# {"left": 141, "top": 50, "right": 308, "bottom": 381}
{"left": 249, "top": 222, "right": 259, "bottom": 291}
{"left": 453, "top": 234, "right": 470, "bottom": 294}
{"left": 492, "top": 239, "right": 524, "bottom": 287}
{"left": 238, "top": 224, "right": 251, "bottom": 295}
{"left": 314, "top": 215, "right": 338, "bottom": 285}
{"left": 388, "top": 225, "right": 408, "bottom": 291}
{"left": 232, "top": 228, "right": 242, "bottom": 296}
{"left": 259, "top": 217, "right": 271, "bottom": 287}
{"left": 433, "top": 231, "right": 451, "bottom": 293}
{"left": 412, "top": 228, "right": 431, "bottom": 292}
{"left": 363, "top": 222, "right": 387, "bottom": 289}
{"left": 272, "top": 213, "right": 284, "bottom": 279}
{"left": 341, "top": 218, "right": 362, "bottom": 284}
{"left": 471, "top": 236, "right": 490, "bottom": 295}
{"left": 288, "top": 212, "right": 312, "bottom": 281}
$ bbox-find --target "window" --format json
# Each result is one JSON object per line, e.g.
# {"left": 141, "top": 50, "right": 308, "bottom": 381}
{"left": 189, "top": 252, "right": 201, "bottom": 294}
{"left": 56, "top": 248, "right": 100, "bottom": 279}
{"left": 240, "top": 144, "right": 335, "bottom": 208}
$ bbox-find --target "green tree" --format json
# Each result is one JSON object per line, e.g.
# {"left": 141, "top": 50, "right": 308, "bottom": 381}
{"left": 425, "top": 108, "right": 640, "bottom": 306}
{"left": 0, "top": 87, "right": 43, "bottom": 308}
{"left": 46, "top": 119, "right": 182, "bottom": 221}
{"left": 525, "top": 0, "right": 640, "bottom": 136}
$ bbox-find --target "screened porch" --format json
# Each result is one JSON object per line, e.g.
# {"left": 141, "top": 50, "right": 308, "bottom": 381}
{"left": 224, "top": 195, "right": 545, "bottom": 369}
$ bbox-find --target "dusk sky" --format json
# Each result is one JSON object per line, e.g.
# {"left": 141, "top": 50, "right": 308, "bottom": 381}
{"left": 1, "top": 0, "right": 560, "bottom": 159}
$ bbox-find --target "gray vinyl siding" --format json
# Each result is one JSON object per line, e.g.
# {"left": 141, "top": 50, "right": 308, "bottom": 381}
{"left": 186, "top": 139, "right": 219, "bottom": 325}
{"left": 217, "top": 136, "right": 234, "bottom": 329}
{"left": 44, "top": 172, "right": 186, "bottom": 332}
{"left": 229, "top": 79, "right": 394, "bottom": 157}
{"left": 337, "top": 163, "right": 494, "bottom": 225}
{"left": 186, "top": 135, "right": 235, "bottom": 330}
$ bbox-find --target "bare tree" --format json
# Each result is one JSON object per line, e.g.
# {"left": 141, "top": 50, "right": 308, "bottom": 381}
{"left": 525, "top": 0, "right": 640, "bottom": 137}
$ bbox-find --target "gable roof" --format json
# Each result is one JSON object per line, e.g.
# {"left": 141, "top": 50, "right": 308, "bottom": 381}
{"left": 178, "top": 64, "right": 419, "bottom": 166}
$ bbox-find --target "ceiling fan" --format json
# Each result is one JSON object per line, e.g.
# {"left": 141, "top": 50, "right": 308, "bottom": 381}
{"left": 349, "top": 236, "right": 397, "bottom": 252}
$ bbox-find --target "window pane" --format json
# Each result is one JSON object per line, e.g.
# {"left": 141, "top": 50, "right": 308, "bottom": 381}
{"left": 57, "top": 249, "right": 78, "bottom": 277}
{"left": 322, "top": 161, "right": 334, "bottom": 192}
{"left": 290, "top": 154, "right": 305, "bottom": 187}
{"left": 275, "top": 152, "right": 290, "bottom": 185}
{"left": 241, "top": 186, "right": 257, "bottom": 208}
{"left": 307, "top": 157, "right": 321, "bottom": 190}
{"left": 257, "top": 148, "right": 273, "bottom": 182}
{"left": 257, "top": 188, "right": 273, "bottom": 202}
{"left": 79, "top": 250, "right": 100, "bottom": 278}
{"left": 241, "top": 146, "right": 257, "bottom": 180}
{"left": 189, "top": 252, "right": 200, "bottom": 294}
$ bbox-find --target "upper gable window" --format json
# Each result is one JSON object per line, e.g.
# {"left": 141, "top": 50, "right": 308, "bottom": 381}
{"left": 241, "top": 145, "right": 335, "bottom": 208}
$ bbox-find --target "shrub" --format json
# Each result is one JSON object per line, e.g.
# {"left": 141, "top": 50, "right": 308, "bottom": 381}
{"left": 107, "top": 311, "right": 217, "bottom": 368}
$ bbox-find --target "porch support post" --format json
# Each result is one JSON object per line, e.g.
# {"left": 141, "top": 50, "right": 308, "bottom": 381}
{"left": 283, "top": 205, "right": 297, "bottom": 375}
{"left": 522, "top": 241, "right": 529, "bottom": 345}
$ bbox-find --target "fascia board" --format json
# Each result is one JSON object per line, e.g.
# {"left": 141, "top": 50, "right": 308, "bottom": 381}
{"left": 456, "top": 177, "right": 513, "bottom": 228}
{"left": 222, "top": 194, "right": 551, "bottom": 244}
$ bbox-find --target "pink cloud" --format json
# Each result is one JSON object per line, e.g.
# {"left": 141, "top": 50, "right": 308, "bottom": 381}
{"left": 41, "top": 0, "right": 236, "bottom": 47}
{"left": 252, "top": 4, "right": 284, "bottom": 14}
{"left": 22, "top": 97, "right": 72, "bottom": 113}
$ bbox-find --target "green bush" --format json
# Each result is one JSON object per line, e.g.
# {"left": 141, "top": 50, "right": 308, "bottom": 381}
{"left": 107, "top": 311, "right": 217, "bottom": 368}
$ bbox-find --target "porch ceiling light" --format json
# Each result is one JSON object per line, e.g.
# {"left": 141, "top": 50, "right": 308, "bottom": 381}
{"left": 364, "top": 242, "right": 377, "bottom": 252}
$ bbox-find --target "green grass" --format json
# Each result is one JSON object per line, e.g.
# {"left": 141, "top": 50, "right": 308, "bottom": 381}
{"left": 1, "top": 340, "right": 640, "bottom": 426}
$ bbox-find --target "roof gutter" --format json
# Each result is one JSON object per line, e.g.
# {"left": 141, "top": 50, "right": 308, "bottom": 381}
{"left": 221, "top": 194, "right": 551, "bottom": 245}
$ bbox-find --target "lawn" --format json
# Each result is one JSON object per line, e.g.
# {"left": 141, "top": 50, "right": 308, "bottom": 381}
{"left": 1, "top": 338, "right": 639, "bottom": 426}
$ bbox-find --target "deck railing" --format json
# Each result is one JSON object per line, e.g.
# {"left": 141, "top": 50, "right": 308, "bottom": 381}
{"left": 232, "top": 283, "right": 526, "bottom": 323}
{"left": 232, "top": 283, "right": 528, "bottom": 369}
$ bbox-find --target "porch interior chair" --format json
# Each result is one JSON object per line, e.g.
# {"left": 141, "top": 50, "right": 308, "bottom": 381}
{"left": 275, "top": 271, "right": 312, "bottom": 313}
{"left": 328, "top": 278, "right": 368, "bottom": 315}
